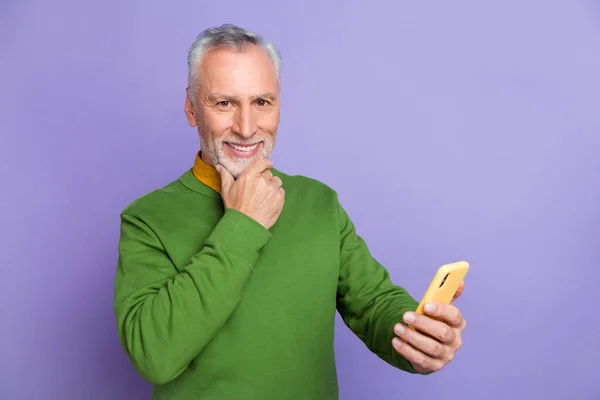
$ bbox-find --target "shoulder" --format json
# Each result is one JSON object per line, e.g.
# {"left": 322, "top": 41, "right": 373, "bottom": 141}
{"left": 274, "top": 169, "right": 339, "bottom": 200}
{"left": 120, "top": 175, "right": 188, "bottom": 218}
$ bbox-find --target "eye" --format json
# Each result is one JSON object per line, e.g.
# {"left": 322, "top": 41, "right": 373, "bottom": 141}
{"left": 257, "top": 99, "right": 269, "bottom": 107}
{"left": 218, "top": 101, "right": 230, "bottom": 107}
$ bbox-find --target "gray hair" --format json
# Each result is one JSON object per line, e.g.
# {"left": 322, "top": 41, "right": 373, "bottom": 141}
{"left": 187, "top": 24, "right": 282, "bottom": 102}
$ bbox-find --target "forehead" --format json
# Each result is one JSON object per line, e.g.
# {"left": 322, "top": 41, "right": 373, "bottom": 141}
{"left": 198, "top": 45, "right": 279, "bottom": 95}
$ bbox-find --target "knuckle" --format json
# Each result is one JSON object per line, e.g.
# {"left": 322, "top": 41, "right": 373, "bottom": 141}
{"left": 453, "top": 313, "right": 463, "bottom": 326}
{"left": 434, "top": 360, "right": 446, "bottom": 371}
{"left": 276, "top": 191, "right": 285, "bottom": 204}
{"left": 439, "top": 326, "right": 452, "bottom": 342}
{"left": 415, "top": 356, "right": 428, "bottom": 369}
{"left": 450, "top": 307, "right": 463, "bottom": 323}
{"left": 430, "top": 341, "right": 443, "bottom": 357}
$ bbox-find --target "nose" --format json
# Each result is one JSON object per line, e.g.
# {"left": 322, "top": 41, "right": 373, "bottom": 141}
{"left": 232, "top": 104, "right": 257, "bottom": 139}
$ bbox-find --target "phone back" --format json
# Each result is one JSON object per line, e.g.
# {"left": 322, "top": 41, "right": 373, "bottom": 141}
{"left": 415, "top": 261, "right": 469, "bottom": 315}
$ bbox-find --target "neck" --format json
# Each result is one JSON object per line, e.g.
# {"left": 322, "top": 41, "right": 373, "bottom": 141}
{"left": 200, "top": 151, "right": 214, "bottom": 168}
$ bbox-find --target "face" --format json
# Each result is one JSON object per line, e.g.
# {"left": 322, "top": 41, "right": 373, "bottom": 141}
{"left": 184, "top": 44, "right": 280, "bottom": 178}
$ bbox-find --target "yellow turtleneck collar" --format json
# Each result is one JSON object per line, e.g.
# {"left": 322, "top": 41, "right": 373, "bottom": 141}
{"left": 192, "top": 152, "right": 222, "bottom": 194}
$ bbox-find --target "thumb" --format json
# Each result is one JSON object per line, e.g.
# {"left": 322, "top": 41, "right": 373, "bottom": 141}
{"left": 216, "top": 165, "right": 234, "bottom": 193}
{"left": 452, "top": 281, "right": 465, "bottom": 303}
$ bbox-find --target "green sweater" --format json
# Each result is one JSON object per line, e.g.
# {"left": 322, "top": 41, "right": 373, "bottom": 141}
{"left": 114, "top": 167, "right": 421, "bottom": 399}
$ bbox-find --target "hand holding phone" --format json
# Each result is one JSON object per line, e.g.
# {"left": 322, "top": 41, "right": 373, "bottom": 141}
{"left": 410, "top": 261, "right": 469, "bottom": 329}
{"left": 393, "top": 261, "right": 469, "bottom": 374}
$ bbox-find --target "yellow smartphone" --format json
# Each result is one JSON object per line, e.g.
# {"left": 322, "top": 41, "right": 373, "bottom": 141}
{"left": 410, "top": 261, "right": 469, "bottom": 329}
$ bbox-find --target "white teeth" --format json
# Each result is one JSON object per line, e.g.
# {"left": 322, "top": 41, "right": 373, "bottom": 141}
{"left": 229, "top": 143, "right": 259, "bottom": 152}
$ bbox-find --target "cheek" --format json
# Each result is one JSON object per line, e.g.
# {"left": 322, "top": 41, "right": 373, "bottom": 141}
{"left": 202, "top": 110, "right": 234, "bottom": 139}
{"left": 258, "top": 110, "right": 280, "bottom": 134}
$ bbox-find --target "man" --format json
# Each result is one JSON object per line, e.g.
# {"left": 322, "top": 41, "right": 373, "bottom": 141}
{"left": 114, "top": 24, "right": 467, "bottom": 399}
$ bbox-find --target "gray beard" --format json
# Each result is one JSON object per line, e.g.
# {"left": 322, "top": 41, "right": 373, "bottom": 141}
{"left": 199, "top": 135, "right": 273, "bottom": 179}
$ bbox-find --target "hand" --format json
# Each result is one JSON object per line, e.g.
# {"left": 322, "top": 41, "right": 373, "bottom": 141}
{"left": 392, "top": 281, "right": 466, "bottom": 374}
{"left": 216, "top": 159, "right": 285, "bottom": 230}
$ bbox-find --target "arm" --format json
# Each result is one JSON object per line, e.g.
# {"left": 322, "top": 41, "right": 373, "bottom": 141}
{"left": 114, "top": 208, "right": 271, "bottom": 385}
{"left": 335, "top": 199, "right": 423, "bottom": 374}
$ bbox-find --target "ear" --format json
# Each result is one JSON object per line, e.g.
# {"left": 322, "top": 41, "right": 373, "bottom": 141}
{"left": 184, "top": 87, "right": 197, "bottom": 127}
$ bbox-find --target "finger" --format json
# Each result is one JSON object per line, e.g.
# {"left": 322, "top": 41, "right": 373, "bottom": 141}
{"left": 243, "top": 159, "right": 273, "bottom": 176}
{"left": 452, "top": 281, "right": 465, "bottom": 302}
{"left": 394, "top": 323, "right": 447, "bottom": 359}
{"left": 423, "top": 302, "right": 464, "bottom": 328}
{"left": 216, "top": 165, "right": 234, "bottom": 193}
{"left": 392, "top": 337, "right": 443, "bottom": 373}
{"left": 270, "top": 176, "right": 283, "bottom": 189}
{"left": 262, "top": 169, "right": 274, "bottom": 181}
{"left": 403, "top": 312, "right": 456, "bottom": 344}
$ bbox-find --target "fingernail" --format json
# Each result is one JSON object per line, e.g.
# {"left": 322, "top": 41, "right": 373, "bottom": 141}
{"left": 394, "top": 324, "right": 405, "bottom": 335}
{"left": 424, "top": 303, "right": 436, "bottom": 313}
{"left": 392, "top": 338, "right": 402, "bottom": 347}
{"left": 403, "top": 312, "right": 415, "bottom": 323}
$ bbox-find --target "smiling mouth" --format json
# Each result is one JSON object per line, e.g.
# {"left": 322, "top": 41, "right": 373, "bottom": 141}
{"left": 226, "top": 142, "right": 261, "bottom": 152}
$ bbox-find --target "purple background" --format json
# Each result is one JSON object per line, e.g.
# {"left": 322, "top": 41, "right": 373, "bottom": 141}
{"left": 2, "top": 1, "right": 599, "bottom": 399}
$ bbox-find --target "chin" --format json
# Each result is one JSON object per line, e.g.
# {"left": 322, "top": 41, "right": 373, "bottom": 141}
{"left": 224, "top": 148, "right": 272, "bottom": 175}
{"left": 221, "top": 156, "right": 261, "bottom": 179}
{"left": 209, "top": 139, "right": 273, "bottom": 177}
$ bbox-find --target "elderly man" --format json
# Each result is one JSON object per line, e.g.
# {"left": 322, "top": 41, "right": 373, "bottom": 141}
{"left": 114, "top": 24, "right": 467, "bottom": 399}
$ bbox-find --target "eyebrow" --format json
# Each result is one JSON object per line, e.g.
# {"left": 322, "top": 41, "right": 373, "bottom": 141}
{"left": 256, "top": 92, "right": 277, "bottom": 101}
{"left": 207, "top": 92, "right": 278, "bottom": 102}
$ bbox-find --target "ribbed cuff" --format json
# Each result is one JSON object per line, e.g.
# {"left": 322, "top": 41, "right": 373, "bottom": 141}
{"left": 207, "top": 208, "right": 272, "bottom": 268}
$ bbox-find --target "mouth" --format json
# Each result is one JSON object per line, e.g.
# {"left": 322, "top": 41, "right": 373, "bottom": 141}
{"left": 224, "top": 141, "right": 263, "bottom": 158}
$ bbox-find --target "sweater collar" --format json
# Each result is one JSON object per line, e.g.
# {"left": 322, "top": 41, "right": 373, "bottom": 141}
{"left": 192, "top": 152, "right": 222, "bottom": 194}
{"left": 183, "top": 151, "right": 281, "bottom": 198}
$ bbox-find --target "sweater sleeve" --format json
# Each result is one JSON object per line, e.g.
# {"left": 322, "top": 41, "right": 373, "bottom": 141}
{"left": 335, "top": 200, "right": 424, "bottom": 374}
{"left": 114, "top": 208, "right": 272, "bottom": 385}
